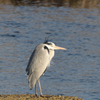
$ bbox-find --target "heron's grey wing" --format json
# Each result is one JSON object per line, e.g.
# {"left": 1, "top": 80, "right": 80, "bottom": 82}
{"left": 26, "top": 50, "right": 35, "bottom": 75}
{"left": 26, "top": 44, "right": 50, "bottom": 89}
{"left": 26, "top": 49, "right": 39, "bottom": 89}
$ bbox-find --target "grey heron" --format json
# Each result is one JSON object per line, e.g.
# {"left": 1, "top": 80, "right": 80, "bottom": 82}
{"left": 26, "top": 40, "right": 66, "bottom": 96}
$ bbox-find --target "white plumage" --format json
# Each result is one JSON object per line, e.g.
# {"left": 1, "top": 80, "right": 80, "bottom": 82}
{"left": 26, "top": 41, "right": 66, "bottom": 96}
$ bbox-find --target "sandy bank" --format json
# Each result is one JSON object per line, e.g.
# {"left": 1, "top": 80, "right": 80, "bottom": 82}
{"left": 0, "top": 94, "right": 83, "bottom": 100}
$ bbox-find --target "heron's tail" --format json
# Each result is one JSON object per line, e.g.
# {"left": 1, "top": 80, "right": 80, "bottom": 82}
{"left": 28, "top": 73, "right": 37, "bottom": 90}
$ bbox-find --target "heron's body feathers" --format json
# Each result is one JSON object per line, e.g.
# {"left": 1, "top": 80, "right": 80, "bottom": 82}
{"left": 26, "top": 43, "right": 54, "bottom": 89}
{"left": 26, "top": 41, "right": 66, "bottom": 93}
{"left": 28, "top": 72, "right": 37, "bottom": 89}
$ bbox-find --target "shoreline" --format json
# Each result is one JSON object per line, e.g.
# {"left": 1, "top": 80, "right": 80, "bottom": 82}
{"left": 0, "top": 94, "right": 83, "bottom": 100}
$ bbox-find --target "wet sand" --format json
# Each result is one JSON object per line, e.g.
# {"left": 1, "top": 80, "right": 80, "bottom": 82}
{"left": 0, "top": 94, "right": 83, "bottom": 100}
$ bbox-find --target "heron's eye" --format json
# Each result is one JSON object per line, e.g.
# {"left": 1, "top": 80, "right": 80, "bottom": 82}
{"left": 50, "top": 44, "right": 53, "bottom": 47}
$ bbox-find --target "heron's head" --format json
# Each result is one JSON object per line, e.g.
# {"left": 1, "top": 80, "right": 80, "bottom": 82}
{"left": 44, "top": 41, "right": 66, "bottom": 50}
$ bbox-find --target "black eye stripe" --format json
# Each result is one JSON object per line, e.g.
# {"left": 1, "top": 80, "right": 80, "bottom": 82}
{"left": 44, "top": 42, "right": 52, "bottom": 45}
{"left": 44, "top": 46, "right": 49, "bottom": 54}
{"left": 46, "top": 43, "right": 52, "bottom": 45}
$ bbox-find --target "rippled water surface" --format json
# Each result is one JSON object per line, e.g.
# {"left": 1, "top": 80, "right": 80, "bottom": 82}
{"left": 0, "top": 4, "right": 100, "bottom": 100}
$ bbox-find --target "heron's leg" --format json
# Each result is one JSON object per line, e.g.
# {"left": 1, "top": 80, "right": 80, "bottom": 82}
{"left": 38, "top": 79, "right": 43, "bottom": 96}
{"left": 35, "top": 84, "right": 38, "bottom": 97}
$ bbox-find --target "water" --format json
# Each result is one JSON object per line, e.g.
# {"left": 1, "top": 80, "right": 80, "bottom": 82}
{"left": 0, "top": 4, "right": 100, "bottom": 100}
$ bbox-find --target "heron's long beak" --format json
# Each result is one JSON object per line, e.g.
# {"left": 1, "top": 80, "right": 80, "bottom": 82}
{"left": 54, "top": 45, "right": 66, "bottom": 50}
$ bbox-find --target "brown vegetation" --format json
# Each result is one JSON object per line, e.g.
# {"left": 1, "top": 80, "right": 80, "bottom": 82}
{"left": 0, "top": 0, "right": 99, "bottom": 8}
{"left": 0, "top": 94, "right": 83, "bottom": 100}
{"left": 69, "top": 0, "right": 100, "bottom": 8}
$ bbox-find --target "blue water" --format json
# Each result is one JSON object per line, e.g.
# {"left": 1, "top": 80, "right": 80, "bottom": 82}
{"left": 0, "top": 4, "right": 100, "bottom": 100}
